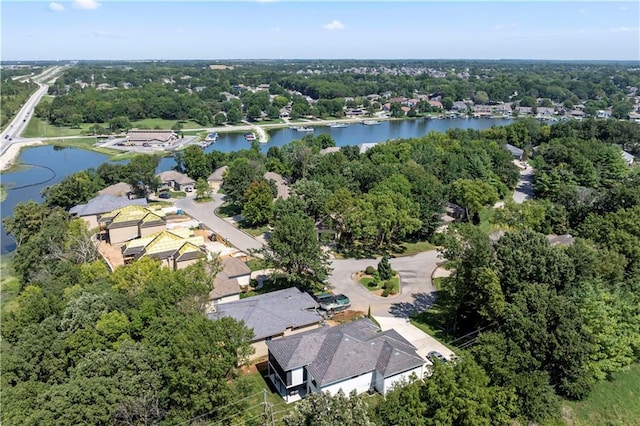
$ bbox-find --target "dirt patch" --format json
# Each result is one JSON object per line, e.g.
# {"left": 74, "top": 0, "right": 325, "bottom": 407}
{"left": 331, "top": 310, "right": 367, "bottom": 324}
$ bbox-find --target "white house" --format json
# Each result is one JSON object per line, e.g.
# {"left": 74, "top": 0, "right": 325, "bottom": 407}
{"left": 266, "top": 319, "right": 426, "bottom": 403}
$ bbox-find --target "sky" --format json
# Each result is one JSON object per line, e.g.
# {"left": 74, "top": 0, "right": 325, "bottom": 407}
{"left": 2, "top": 1, "right": 639, "bottom": 61}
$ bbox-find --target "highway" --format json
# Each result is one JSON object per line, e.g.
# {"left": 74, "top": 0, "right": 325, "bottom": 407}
{"left": 0, "top": 65, "right": 66, "bottom": 157}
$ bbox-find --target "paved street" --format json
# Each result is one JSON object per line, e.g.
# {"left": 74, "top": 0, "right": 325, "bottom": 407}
{"left": 513, "top": 164, "right": 535, "bottom": 203}
{"left": 174, "top": 195, "right": 265, "bottom": 255}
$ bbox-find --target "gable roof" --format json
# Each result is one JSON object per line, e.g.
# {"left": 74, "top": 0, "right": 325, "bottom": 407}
{"left": 97, "top": 182, "right": 135, "bottom": 198}
{"left": 207, "top": 287, "right": 322, "bottom": 341}
{"left": 222, "top": 257, "right": 251, "bottom": 278}
{"left": 208, "top": 166, "right": 229, "bottom": 182}
{"left": 267, "top": 319, "right": 424, "bottom": 385}
{"left": 100, "top": 205, "right": 165, "bottom": 229}
{"left": 157, "top": 170, "right": 196, "bottom": 186}
{"left": 70, "top": 195, "right": 147, "bottom": 217}
{"left": 122, "top": 230, "right": 205, "bottom": 261}
{"left": 264, "top": 172, "right": 290, "bottom": 199}
{"left": 504, "top": 143, "right": 524, "bottom": 158}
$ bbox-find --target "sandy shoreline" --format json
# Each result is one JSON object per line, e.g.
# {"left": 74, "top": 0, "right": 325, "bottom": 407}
{"left": 0, "top": 140, "right": 43, "bottom": 172}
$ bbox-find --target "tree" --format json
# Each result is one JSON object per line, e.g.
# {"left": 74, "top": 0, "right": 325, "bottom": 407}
{"left": 41, "top": 169, "right": 104, "bottom": 210}
{"left": 221, "top": 157, "right": 263, "bottom": 207}
{"left": 176, "top": 145, "right": 210, "bottom": 180}
{"left": 449, "top": 179, "right": 499, "bottom": 223}
{"left": 241, "top": 180, "right": 273, "bottom": 226}
{"left": 283, "top": 390, "right": 374, "bottom": 426}
{"left": 195, "top": 178, "right": 211, "bottom": 200}
{"left": 2, "top": 201, "right": 54, "bottom": 247}
{"left": 261, "top": 211, "right": 331, "bottom": 290}
{"left": 290, "top": 178, "right": 328, "bottom": 221}
{"left": 377, "top": 255, "right": 392, "bottom": 280}
{"left": 125, "top": 154, "right": 160, "bottom": 196}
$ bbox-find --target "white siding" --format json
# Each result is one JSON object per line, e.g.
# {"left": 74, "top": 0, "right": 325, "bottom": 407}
{"left": 237, "top": 275, "right": 251, "bottom": 287}
{"left": 379, "top": 366, "right": 424, "bottom": 395}
{"left": 291, "top": 367, "right": 304, "bottom": 387}
{"left": 320, "top": 371, "right": 374, "bottom": 396}
{"left": 215, "top": 294, "right": 240, "bottom": 305}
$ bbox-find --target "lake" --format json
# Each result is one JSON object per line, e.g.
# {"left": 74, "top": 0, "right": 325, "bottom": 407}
{"left": 0, "top": 118, "right": 509, "bottom": 253}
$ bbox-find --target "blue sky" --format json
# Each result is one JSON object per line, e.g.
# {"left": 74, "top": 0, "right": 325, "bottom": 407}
{"left": 2, "top": 1, "right": 639, "bottom": 61}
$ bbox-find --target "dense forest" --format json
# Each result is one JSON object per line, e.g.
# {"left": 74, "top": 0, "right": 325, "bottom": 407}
{"left": 0, "top": 77, "right": 38, "bottom": 129}
{"left": 23, "top": 60, "right": 639, "bottom": 129}
{"left": 2, "top": 67, "right": 640, "bottom": 425}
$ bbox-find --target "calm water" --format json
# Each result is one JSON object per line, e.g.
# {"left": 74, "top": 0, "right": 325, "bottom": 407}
{"left": 1, "top": 118, "right": 509, "bottom": 253}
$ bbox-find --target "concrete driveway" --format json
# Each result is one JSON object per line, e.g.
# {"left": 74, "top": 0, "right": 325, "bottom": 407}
{"left": 328, "top": 250, "right": 455, "bottom": 359}
{"left": 513, "top": 164, "right": 535, "bottom": 203}
{"left": 174, "top": 195, "right": 265, "bottom": 254}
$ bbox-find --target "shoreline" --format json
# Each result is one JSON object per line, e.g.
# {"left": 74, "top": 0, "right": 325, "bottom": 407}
{"left": 0, "top": 140, "right": 43, "bottom": 172}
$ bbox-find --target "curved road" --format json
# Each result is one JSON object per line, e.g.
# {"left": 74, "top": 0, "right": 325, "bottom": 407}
{"left": 174, "top": 195, "right": 265, "bottom": 254}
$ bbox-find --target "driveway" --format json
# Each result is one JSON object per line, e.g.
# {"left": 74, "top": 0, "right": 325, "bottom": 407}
{"left": 174, "top": 195, "right": 265, "bottom": 254}
{"left": 513, "top": 164, "right": 534, "bottom": 203}
{"left": 328, "top": 250, "right": 454, "bottom": 359}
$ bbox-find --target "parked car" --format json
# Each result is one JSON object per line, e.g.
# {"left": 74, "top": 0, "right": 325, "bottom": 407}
{"left": 158, "top": 193, "right": 171, "bottom": 199}
{"left": 427, "top": 351, "right": 447, "bottom": 362}
{"left": 316, "top": 293, "right": 350, "bottom": 312}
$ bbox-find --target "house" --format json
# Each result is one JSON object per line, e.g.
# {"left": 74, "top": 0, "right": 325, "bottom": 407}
{"left": 157, "top": 170, "right": 196, "bottom": 192}
{"left": 207, "top": 287, "right": 324, "bottom": 359}
{"left": 209, "top": 257, "right": 252, "bottom": 304}
{"left": 126, "top": 129, "right": 177, "bottom": 147}
{"left": 546, "top": 234, "right": 575, "bottom": 246}
{"left": 264, "top": 172, "right": 290, "bottom": 199}
{"left": 207, "top": 166, "right": 228, "bottom": 192}
{"left": 121, "top": 229, "right": 206, "bottom": 270}
{"left": 98, "top": 182, "right": 137, "bottom": 199}
{"left": 266, "top": 319, "right": 426, "bottom": 403}
{"left": 358, "top": 143, "right": 378, "bottom": 154}
{"left": 451, "top": 101, "right": 468, "bottom": 112}
{"left": 517, "top": 106, "right": 533, "bottom": 115}
{"left": 504, "top": 143, "right": 524, "bottom": 160}
{"left": 99, "top": 205, "right": 166, "bottom": 244}
{"left": 70, "top": 195, "right": 147, "bottom": 229}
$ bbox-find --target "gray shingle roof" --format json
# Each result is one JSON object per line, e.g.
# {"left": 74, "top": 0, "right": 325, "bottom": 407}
{"left": 207, "top": 287, "right": 322, "bottom": 341}
{"left": 504, "top": 143, "right": 524, "bottom": 158}
{"left": 267, "top": 319, "right": 424, "bottom": 386}
{"left": 157, "top": 170, "right": 196, "bottom": 185}
{"left": 69, "top": 195, "right": 147, "bottom": 217}
{"left": 208, "top": 166, "right": 228, "bottom": 182}
{"left": 222, "top": 257, "right": 251, "bottom": 278}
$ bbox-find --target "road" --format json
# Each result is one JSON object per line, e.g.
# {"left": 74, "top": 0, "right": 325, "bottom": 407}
{"left": 174, "top": 195, "right": 265, "bottom": 254}
{"left": 512, "top": 163, "right": 535, "bottom": 203}
{"left": 0, "top": 65, "right": 66, "bottom": 158}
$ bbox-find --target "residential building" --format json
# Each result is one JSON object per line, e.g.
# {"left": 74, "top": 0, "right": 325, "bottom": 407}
{"left": 70, "top": 195, "right": 147, "bottom": 229}
{"left": 264, "top": 172, "right": 290, "bottom": 199}
{"left": 157, "top": 170, "right": 196, "bottom": 192}
{"left": 121, "top": 229, "right": 206, "bottom": 270}
{"left": 97, "top": 182, "right": 137, "bottom": 199}
{"left": 266, "top": 319, "right": 426, "bottom": 403}
{"left": 621, "top": 150, "right": 635, "bottom": 166}
{"left": 207, "top": 287, "right": 324, "bottom": 359}
{"left": 209, "top": 257, "right": 252, "bottom": 304}
{"left": 504, "top": 143, "right": 524, "bottom": 160}
{"left": 99, "top": 205, "right": 166, "bottom": 244}
{"left": 207, "top": 166, "right": 228, "bottom": 192}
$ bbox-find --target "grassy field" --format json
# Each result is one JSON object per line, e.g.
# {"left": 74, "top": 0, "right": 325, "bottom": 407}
{"left": 563, "top": 363, "right": 640, "bottom": 426}
{"left": 1, "top": 254, "right": 20, "bottom": 315}
{"left": 130, "top": 118, "right": 202, "bottom": 130}
{"left": 22, "top": 117, "right": 94, "bottom": 138}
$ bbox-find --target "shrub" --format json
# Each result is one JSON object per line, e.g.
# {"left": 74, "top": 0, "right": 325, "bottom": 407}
{"left": 365, "top": 265, "right": 376, "bottom": 275}
{"left": 368, "top": 280, "right": 378, "bottom": 288}
{"left": 378, "top": 256, "right": 392, "bottom": 280}
{"left": 383, "top": 280, "right": 392, "bottom": 290}
{"left": 381, "top": 289, "right": 390, "bottom": 297}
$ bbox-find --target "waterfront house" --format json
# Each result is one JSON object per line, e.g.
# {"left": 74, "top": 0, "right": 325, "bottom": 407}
{"left": 266, "top": 319, "right": 425, "bottom": 403}
{"left": 99, "top": 205, "right": 166, "bottom": 244}
{"left": 126, "top": 129, "right": 177, "bottom": 147}
{"left": 207, "top": 166, "right": 228, "bottom": 192}
{"left": 70, "top": 195, "right": 147, "bottom": 229}
{"left": 157, "top": 170, "right": 196, "bottom": 193}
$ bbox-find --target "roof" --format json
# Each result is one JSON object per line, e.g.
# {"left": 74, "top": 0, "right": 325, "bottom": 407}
{"left": 208, "top": 166, "right": 229, "bottom": 182}
{"left": 264, "top": 172, "right": 290, "bottom": 199}
{"left": 97, "top": 182, "right": 135, "bottom": 198}
{"left": 546, "top": 234, "right": 575, "bottom": 246}
{"left": 504, "top": 143, "right": 524, "bottom": 157}
{"left": 122, "top": 230, "right": 205, "bottom": 261}
{"left": 621, "top": 150, "right": 635, "bottom": 165}
{"left": 157, "top": 170, "right": 196, "bottom": 185}
{"left": 126, "top": 129, "right": 176, "bottom": 143}
{"left": 100, "top": 205, "right": 165, "bottom": 230}
{"left": 70, "top": 195, "right": 147, "bottom": 217}
{"left": 319, "top": 147, "right": 341, "bottom": 155}
{"left": 358, "top": 143, "right": 378, "bottom": 154}
{"left": 222, "top": 256, "right": 251, "bottom": 278}
{"left": 207, "top": 287, "right": 322, "bottom": 341}
{"left": 267, "top": 319, "right": 424, "bottom": 386}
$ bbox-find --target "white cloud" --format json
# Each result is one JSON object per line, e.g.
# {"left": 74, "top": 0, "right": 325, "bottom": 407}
{"left": 609, "top": 26, "right": 636, "bottom": 33}
{"left": 48, "top": 2, "right": 65, "bottom": 12}
{"left": 72, "top": 0, "right": 101, "bottom": 10}
{"left": 323, "top": 20, "right": 345, "bottom": 31}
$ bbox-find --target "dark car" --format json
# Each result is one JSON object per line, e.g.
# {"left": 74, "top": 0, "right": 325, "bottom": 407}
{"left": 158, "top": 193, "right": 171, "bottom": 199}
{"left": 427, "top": 351, "right": 447, "bottom": 363}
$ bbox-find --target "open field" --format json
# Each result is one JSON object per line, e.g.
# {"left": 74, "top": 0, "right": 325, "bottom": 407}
{"left": 563, "top": 363, "right": 640, "bottom": 426}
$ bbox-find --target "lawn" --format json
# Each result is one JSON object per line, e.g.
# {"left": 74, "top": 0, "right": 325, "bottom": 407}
{"left": 391, "top": 240, "right": 436, "bottom": 256}
{"left": 130, "top": 118, "right": 203, "bottom": 130}
{"left": 239, "top": 223, "right": 269, "bottom": 237}
{"left": 216, "top": 202, "right": 240, "bottom": 218}
{"left": 563, "top": 363, "right": 640, "bottom": 426}
{"left": 359, "top": 274, "right": 399, "bottom": 295}
{"left": 246, "top": 258, "right": 267, "bottom": 272}
{"left": 1, "top": 254, "right": 20, "bottom": 315}
{"left": 22, "top": 117, "right": 97, "bottom": 138}
{"left": 238, "top": 363, "right": 291, "bottom": 422}
{"left": 46, "top": 137, "right": 122, "bottom": 156}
